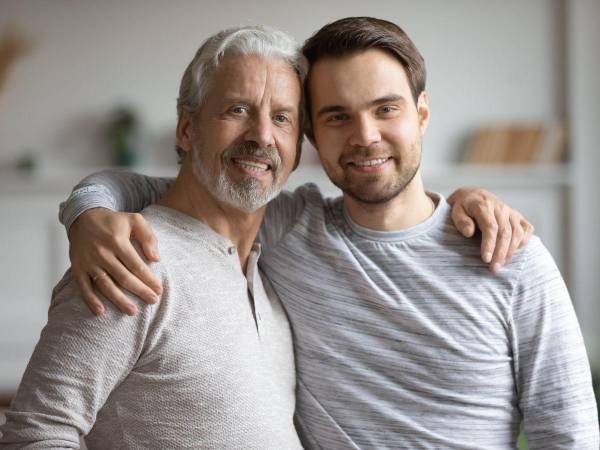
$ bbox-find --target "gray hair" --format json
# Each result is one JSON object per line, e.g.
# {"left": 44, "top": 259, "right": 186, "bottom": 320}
{"left": 176, "top": 25, "right": 308, "bottom": 161}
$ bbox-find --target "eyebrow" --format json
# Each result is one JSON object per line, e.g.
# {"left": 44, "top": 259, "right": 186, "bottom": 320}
{"left": 275, "top": 105, "right": 299, "bottom": 114}
{"left": 316, "top": 94, "right": 407, "bottom": 117}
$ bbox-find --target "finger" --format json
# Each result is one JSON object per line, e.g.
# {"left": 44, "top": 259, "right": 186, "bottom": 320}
{"left": 131, "top": 213, "right": 160, "bottom": 262}
{"left": 505, "top": 215, "right": 524, "bottom": 262}
{"left": 469, "top": 201, "right": 497, "bottom": 264}
{"left": 93, "top": 272, "right": 138, "bottom": 316}
{"left": 519, "top": 220, "right": 535, "bottom": 248}
{"left": 74, "top": 272, "right": 105, "bottom": 316}
{"left": 489, "top": 206, "right": 512, "bottom": 272}
{"left": 105, "top": 253, "right": 159, "bottom": 305}
{"left": 451, "top": 203, "right": 476, "bottom": 238}
{"left": 117, "top": 242, "right": 163, "bottom": 296}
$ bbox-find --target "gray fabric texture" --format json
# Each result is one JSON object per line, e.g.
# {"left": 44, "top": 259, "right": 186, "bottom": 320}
{"left": 54, "top": 171, "right": 599, "bottom": 449}
{"left": 262, "top": 185, "right": 599, "bottom": 450}
{"left": 1, "top": 204, "right": 301, "bottom": 449}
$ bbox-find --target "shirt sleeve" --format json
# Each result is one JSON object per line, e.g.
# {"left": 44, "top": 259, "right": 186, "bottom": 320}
{"left": 510, "top": 237, "right": 599, "bottom": 449}
{"left": 0, "top": 270, "right": 156, "bottom": 448}
{"left": 58, "top": 169, "right": 174, "bottom": 232}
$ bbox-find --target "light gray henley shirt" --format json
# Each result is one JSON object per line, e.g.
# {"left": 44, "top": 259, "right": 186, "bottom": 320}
{"left": 0, "top": 204, "right": 302, "bottom": 449}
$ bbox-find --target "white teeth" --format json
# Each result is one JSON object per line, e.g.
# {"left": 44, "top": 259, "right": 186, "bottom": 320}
{"left": 353, "top": 158, "right": 388, "bottom": 167}
{"left": 234, "top": 160, "right": 269, "bottom": 171}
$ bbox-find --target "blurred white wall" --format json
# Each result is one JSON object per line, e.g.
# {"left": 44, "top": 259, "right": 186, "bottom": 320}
{"left": 568, "top": 0, "right": 600, "bottom": 362}
{"left": 0, "top": 0, "right": 598, "bottom": 368}
{"left": 0, "top": 0, "right": 563, "bottom": 168}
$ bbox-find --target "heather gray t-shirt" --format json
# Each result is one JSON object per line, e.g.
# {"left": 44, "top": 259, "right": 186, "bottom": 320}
{"left": 55, "top": 172, "right": 599, "bottom": 449}
{"left": 0, "top": 205, "right": 301, "bottom": 449}
{"left": 261, "top": 185, "right": 598, "bottom": 449}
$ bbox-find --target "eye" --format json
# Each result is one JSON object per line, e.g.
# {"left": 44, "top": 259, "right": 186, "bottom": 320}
{"left": 229, "top": 105, "right": 248, "bottom": 115}
{"left": 274, "top": 113, "right": 290, "bottom": 123}
{"left": 378, "top": 105, "right": 398, "bottom": 114}
{"left": 326, "top": 113, "right": 349, "bottom": 123}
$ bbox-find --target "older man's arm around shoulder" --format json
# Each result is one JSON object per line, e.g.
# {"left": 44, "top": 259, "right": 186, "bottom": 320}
{"left": 0, "top": 269, "right": 157, "bottom": 448}
{"left": 510, "top": 237, "right": 599, "bottom": 449}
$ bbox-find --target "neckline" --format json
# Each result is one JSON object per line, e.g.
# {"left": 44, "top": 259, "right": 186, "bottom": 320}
{"left": 340, "top": 192, "right": 449, "bottom": 243}
{"left": 144, "top": 204, "right": 261, "bottom": 255}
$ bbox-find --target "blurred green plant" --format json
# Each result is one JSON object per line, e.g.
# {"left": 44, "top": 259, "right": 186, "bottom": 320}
{"left": 517, "top": 430, "right": 528, "bottom": 450}
{"left": 108, "top": 106, "right": 139, "bottom": 167}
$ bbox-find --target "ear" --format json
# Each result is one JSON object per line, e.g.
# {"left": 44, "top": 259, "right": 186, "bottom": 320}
{"left": 176, "top": 110, "right": 195, "bottom": 153}
{"left": 417, "top": 91, "right": 430, "bottom": 136}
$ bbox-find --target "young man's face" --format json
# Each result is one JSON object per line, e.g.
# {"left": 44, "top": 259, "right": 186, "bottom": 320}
{"left": 177, "top": 54, "right": 301, "bottom": 212}
{"left": 309, "top": 48, "right": 430, "bottom": 205}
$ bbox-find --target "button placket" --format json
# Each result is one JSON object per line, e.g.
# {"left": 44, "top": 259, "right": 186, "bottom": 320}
{"left": 246, "top": 250, "right": 264, "bottom": 336}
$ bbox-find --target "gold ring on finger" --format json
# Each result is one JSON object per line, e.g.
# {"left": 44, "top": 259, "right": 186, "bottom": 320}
{"left": 91, "top": 271, "right": 107, "bottom": 283}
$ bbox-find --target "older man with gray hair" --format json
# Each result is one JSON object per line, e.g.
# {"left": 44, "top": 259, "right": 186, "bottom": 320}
{"left": 0, "top": 25, "right": 305, "bottom": 449}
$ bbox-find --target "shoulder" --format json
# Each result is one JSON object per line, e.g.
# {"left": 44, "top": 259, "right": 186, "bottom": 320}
{"left": 435, "top": 198, "right": 548, "bottom": 272}
{"left": 262, "top": 183, "right": 344, "bottom": 246}
{"left": 138, "top": 206, "right": 233, "bottom": 283}
{"left": 270, "top": 183, "right": 320, "bottom": 212}
{"left": 510, "top": 235, "right": 567, "bottom": 297}
{"left": 139, "top": 205, "right": 211, "bottom": 258}
{"left": 516, "top": 235, "right": 559, "bottom": 273}
{"left": 276, "top": 183, "right": 344, "bottom": 210}
{"left": 50, "top": 269, "right": 158, "bottom": 331}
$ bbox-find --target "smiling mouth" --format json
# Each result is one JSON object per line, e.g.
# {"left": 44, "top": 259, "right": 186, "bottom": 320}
{"left": 348, "top": 157, "right": 391, "bottom": 167}
{"left": 231, "top": 156, "right": 272, "bottom": 172}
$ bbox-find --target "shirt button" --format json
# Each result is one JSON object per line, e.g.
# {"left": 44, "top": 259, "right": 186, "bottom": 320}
{"left": 227, "top": 246, "right": 236, "bottom": 255}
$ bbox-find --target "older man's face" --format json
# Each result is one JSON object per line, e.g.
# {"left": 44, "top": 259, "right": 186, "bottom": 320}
{"left": 178, "top": 54, "right": 302, "bottom": 212}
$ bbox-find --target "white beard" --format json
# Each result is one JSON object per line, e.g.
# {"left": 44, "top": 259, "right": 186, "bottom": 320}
{"left": 191, "top": 141, "right": 283, "bottom": 213}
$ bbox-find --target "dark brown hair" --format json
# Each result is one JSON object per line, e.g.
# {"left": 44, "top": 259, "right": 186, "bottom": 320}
{"left": 302, "top": 16, "right": 426, "bottom": 135}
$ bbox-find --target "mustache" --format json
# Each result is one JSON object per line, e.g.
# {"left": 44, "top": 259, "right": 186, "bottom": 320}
{"left": 223, "top": 142, "right": 281, "bottom": 171}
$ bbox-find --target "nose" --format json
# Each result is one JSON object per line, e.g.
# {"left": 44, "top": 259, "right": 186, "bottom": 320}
{"left": 349, "top": 115, "right": 381, "bottom": 148}
{"left": 245, "top": 113, "right": 275, "bottom": 148}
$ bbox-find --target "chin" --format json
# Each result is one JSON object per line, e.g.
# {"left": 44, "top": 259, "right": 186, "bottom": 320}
{"left": 345, "top": 187, "right": 403, "bottom": 205}
{"left": 339, "top": 172, "right": 418, "bottom": 205}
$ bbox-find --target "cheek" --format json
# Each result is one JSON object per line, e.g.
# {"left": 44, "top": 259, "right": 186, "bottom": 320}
{"left": 384, "top": 118, "right": 420, "bottom": 147}
{"left": 313, "top": 127, "right": 345, "bottom": 158}
{"left": 210, "top": 120, "right": 246, "bottom": 147}
{"left": 315, "top": 147, "right": 343, "bottom": 175}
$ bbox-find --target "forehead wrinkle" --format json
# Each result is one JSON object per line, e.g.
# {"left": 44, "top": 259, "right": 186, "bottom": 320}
{"left": 217, "top": 56, "right": 299, "bottom": 112}
{"left": 214, "top": 54, "right": 267, "bottom": 98}
{"left": 262, "top": 60, "right": 302, "bottom": 113}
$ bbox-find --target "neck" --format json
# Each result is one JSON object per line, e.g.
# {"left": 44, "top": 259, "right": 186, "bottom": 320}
{"left": 343, "top": 171, "right": 434, "bottom": 231}
{"left": 158, "top": 161, "right": 264, "bottom": 273}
